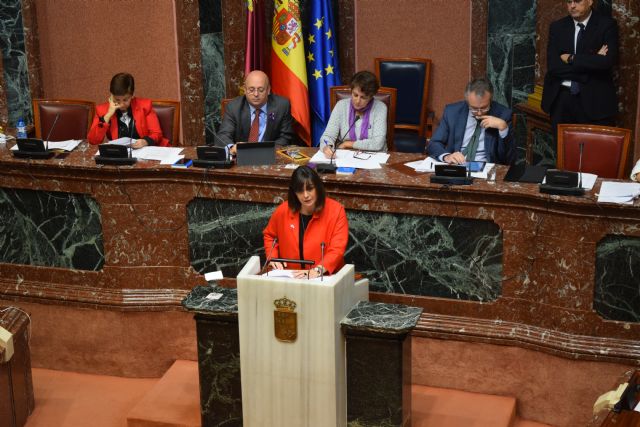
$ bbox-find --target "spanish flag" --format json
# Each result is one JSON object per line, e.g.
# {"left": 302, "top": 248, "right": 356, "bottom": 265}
{"left": 270, "top": 0, "right": 311, "bottom": 145}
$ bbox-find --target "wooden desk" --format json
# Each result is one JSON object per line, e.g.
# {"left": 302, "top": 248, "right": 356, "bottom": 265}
{"left": 0, "top": 143, "right": 639, "bottom": 371}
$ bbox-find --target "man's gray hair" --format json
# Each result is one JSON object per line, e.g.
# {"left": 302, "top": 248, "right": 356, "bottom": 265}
{"left": 465, "top": 78, "right": 494, "bottom": 98}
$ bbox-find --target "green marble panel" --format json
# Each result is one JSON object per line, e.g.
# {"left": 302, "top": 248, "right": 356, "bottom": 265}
{"left": 187, "top": 199, "right": 503, "bottom": 302}
{"left": 0, "top": 188, "right": 104, "bottom": 270}
{"left": 595, "top": 235, "right": 640, "bottom": 323}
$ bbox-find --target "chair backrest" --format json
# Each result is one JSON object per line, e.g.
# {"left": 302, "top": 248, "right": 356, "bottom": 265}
{"left": 221, "top": 98, "right": 233, "bottom": 119}
{"left": 329, "top": 85, "right": 397, "bottom": 151}
{"left": 557, "top": 124, "right": 631, "bottom": 179}
{"left": 151, "top": 100, "right": 180, "bottom": 145}
{"left": 32, "top": 99, "right": 95, "bottom": 141}
{"left": 374, "top": 57, "right": 431, "bottom": 136}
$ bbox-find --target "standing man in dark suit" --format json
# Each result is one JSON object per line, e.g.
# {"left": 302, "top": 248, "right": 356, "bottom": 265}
{"left": 542, "top": 0, "right": 618, "bottom": 140}
{"left": 217, "top": 70, "right": 295, "bottom": 153}
{"left": 427, "top": 78, "right": 515, "bottom": 165}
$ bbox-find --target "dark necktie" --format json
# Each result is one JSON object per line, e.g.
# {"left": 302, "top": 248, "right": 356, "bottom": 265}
{"left": 462, "top": 119, "right": 482, "bottom": 161}
{"left": 570, "top": 23, "right": 585, "bottom": 95}
{"left": 248, "top": 109, "right": 261, "bottom": 142}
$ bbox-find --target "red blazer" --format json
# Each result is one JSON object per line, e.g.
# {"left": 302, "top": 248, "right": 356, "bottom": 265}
{"left": 87, "top": 97, "right": 169, "bottom": 146}
{"left": 263, "top": 197, "right": 348, "bottom": 274}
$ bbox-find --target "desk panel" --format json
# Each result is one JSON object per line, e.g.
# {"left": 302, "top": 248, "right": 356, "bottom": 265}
{"left": 0, "top": 143, "right": 638, "bottom": 364}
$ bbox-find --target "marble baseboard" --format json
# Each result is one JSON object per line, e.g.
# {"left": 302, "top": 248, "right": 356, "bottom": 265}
{"left": 413, "top": 312, "right": 640, "bottom": 365}
{"left": 0, "top": 277, "right": 191, "bottom": 311}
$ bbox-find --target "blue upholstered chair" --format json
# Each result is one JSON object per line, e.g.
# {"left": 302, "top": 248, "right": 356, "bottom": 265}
{"left": 375, "top": 58, "right": 432, "bottom": 153}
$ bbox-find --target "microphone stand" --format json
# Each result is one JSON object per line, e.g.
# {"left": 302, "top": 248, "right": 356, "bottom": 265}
{"left": 577, "top": 142, "right": 584, "bottom": 190}
{"left": 44, "top": 113, "right": 61, "bottom": 154}
{"left": 317, "top": 116, "right": 361, "bottom": 174}
{"left": 262, "top": 238, "right": 278, "bottom": 275}
{"left": 320, "top": 242, "right": 325, "bottom": 282}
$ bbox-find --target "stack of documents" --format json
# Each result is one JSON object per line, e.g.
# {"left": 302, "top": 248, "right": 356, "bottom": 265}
{"left": 597, "top": 182, "right": 640, "bottom": 205}
{"left": 102, "top": 138, "right": 184, "bottom": 164}
{"left": 310, "top": 149, "right": 390, "bottom": 170}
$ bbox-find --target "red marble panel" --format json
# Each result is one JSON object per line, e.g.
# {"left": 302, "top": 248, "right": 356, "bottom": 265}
{"left": 222, "top": 0, "right": 247, "bottom": 97}
{"left": 354, "top": 0, "right": 474, "bottom": 121}
{"left": 175, "top": 0, "right": 206, "bottom": 146}
{"left": 337, "top": 0, "right": 356, "bottom": 82}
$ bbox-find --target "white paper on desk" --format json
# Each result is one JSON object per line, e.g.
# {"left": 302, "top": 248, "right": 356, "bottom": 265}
{"left": 106, "top": 137, "right": 134, "bottom": 146}
{"left": 541, "top": 172, "right": 598, "bottom": 191}
{"left": 634, "top": 400, "right": 640, "bottom": 412}
{"left": 261, "top": 269, "right": 323, "bottom": 281}
{"left": 310, "top": 149, "right": 390, "bottom": 169}
{"left": 204, "top": 271, "right": 224, "bottom": 281}
{"left": 132, "top": 146, "right": 183, "bottom": 162}
{"left": 408, "top": 157, "right": 495, "bottom": 179}
{"left": 597, "top": 181, "right": 640, "bottom": 205}
{"left": 46, "top": 139, "right": 82, "bottom": 151}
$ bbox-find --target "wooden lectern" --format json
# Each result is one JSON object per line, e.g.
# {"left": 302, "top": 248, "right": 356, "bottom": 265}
{"left": 237, "top": 256, "right": 368, "bottom": 427}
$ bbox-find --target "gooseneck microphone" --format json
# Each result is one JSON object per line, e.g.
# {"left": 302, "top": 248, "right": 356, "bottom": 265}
{"left": 262, "top": 237, "right": 278, "bottom": 274}
{"left": 320, "top": 242, "right": 325, "bottom": 282}
{"left": 577, "top": 142, "right": 584, "bottom": 189}
{"left": 317, "top": 116, "right": 361, "bottom": 174}
{"left": 128, "top": 115, "right": 135, "bottom": 160}
{"left": 44, "top": 113, "right": 61, "bottom": 152}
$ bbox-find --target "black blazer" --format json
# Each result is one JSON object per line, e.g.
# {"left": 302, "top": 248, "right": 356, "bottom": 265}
{"left": 541, "top": 12, "right": 618, "bottom": 121}
{"left": 216, "top": 94, "right": 295, "bottom": 146}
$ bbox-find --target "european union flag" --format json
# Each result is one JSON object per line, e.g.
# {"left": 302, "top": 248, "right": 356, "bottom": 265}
{"left": 306, "top": 0, "right": 341, "bottom": 147}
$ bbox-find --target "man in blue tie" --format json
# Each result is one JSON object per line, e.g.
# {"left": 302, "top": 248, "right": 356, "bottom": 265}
{"left": 541, "top": 0, "right": 619, "bottom": 141}
{"left": 427, "top": 78, "right": 515, "bottom": 165}
{"left": 217, "top": 70, "right": 295, "bottom": 154}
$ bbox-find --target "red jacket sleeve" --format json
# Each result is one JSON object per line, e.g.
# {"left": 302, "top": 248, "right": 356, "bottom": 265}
{"left": 87, "top": 102, "right": 110, "bottom": 145}
{"left": 320, "top": 200, "right": 348, "bottom": 274}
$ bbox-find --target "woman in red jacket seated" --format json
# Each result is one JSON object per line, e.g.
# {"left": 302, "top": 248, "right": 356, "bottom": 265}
{"left": 88, "top": 72, "right": 169, "bottom": 147}
{"left": 263, "top": 165, "right": 349, "bottom": 279}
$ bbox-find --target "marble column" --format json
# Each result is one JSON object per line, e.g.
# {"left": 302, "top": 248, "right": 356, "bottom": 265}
{"left": 200, "top": 0, "right": 227, "bottom": 145}
{"left": 0, "top": 0, "right": 33, "bottom": 126}
{"left": 341, "top": 301, "right": 422, "bottom": 427}
{"left": 175, "top": 0, "right": 207, "bottom": 146}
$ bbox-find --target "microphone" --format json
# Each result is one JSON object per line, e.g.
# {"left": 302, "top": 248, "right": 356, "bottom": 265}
{"left": 317, "top": 116, "right": 361, "bottom": 174}
{"left": 577, "top": 142, "right": 584, "bottom": 189}
{"left": 320, "top": 242, "right": 325, "bottom": 282}
{"left": 262, "top": 237, "right": 278, "bottom": 274}
{"left": 128, "top": 114, "right": 135, "bottom": 160}
{"left": 44, "top": 113, "right": 61, "bottom": 152}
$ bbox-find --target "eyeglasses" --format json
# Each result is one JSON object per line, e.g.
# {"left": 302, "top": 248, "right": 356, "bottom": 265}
{"left": 565, "top": 0, "right": 583, "bottom": 4}
{"left": 246, "top": 87, "right": 267, "bottom": 94}
{"left": 469, "top": 106, "right": 490, "bottom": 114}
{"left": 353, "top": 151, "right": 372, "bottom": 160}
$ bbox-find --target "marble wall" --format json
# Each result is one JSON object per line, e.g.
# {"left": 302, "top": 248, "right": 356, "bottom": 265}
{"left": 187, "top": 198, "right": 503, "bottom": 302}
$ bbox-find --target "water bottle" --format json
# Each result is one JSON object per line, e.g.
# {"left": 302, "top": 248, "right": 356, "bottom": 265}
{"left": 16, "top": 117, "right": 27, "bottom": 139}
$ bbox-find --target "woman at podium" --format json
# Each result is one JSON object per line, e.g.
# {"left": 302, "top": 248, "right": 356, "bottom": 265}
{"left": 88, "top": 72, "right": 169, "bottom": 147}
{"left": 321, "top": 70, "right": 388, "bottom": 156}
{"left": 263, "top": 165, "right": 349, "bottom": 279}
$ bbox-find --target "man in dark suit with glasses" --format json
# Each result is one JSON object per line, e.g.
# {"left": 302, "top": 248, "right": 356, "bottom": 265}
{"left": 541, "top": 0, "right": 619, "bottom": 140}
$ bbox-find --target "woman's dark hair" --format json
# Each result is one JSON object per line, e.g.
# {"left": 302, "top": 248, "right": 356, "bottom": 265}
{"left": 350, "top": 70, "right": 379, "bottom": 97}
{"left": 110, "top": 73, "right": 135, "bottom": 96}
{"left": 288, "top": 165, "right": 326, "bottom": 213}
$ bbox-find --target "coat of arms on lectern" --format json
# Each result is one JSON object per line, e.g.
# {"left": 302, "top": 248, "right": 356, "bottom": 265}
{"left": 274, "top": 296, "right": 297, "bottom": 342}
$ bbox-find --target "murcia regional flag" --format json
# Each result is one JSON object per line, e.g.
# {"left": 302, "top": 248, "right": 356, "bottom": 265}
{"left": 270, "top": 0, "right": 311, "bottom": 145}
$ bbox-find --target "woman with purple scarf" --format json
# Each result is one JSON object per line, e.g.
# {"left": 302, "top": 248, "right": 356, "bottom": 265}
{"left": 321, "top": 71, "right": 388, "bottom": 156}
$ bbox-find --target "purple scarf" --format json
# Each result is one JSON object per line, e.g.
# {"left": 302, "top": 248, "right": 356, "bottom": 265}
{"left": 348, "top": 99, "right": 374, "bottom": 141}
